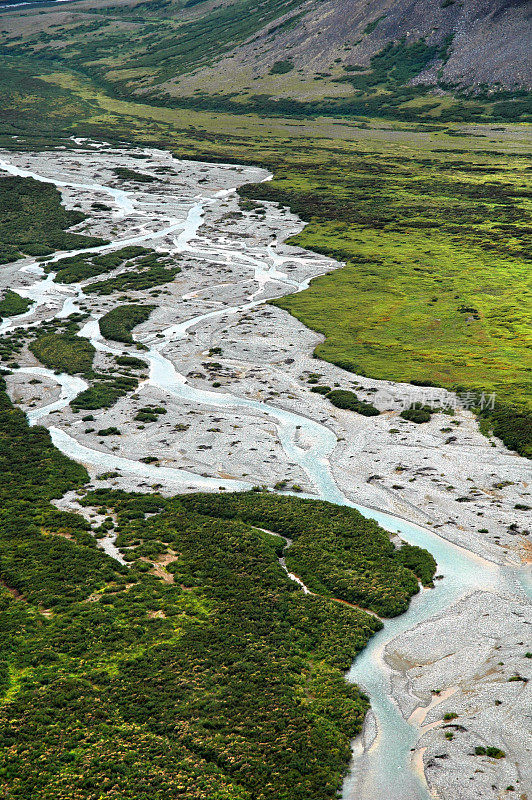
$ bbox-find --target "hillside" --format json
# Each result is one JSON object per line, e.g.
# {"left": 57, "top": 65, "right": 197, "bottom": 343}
{"left": 0, "top": 0, "right": 530, "bottom": 121}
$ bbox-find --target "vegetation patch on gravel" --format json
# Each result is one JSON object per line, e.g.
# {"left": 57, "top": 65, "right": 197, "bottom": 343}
{"left": 46, "top": 246, "right": 153, "bottom": 284}
{"left": 99, "top": 303, "right": 155, "bottom": 344}
{"left": 0, "top": 174, "right": 107, "bottom": 264}
{"left": 29, "top": 331, "right": 95, "bottom": 375}
{"left": 0, "top": 290, "right": 31, "bottom": 319}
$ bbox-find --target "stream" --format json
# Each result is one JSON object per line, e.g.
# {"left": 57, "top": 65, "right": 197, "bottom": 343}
{"left": 1, "top": 149, "right": 530, "bottom": 800}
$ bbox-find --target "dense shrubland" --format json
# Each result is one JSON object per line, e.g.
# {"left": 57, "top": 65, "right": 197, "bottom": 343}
{"left": 46, "top": 245, "right": 153, "bottom": 283}
{"left": 0, "top": 290, "right": 31, "bottom": 319}
{"left": 326, "top": 389, "right": 380, "bottom": 416}
{"left": 99, "top": 303, "right": 155, "bottom": 343}
{"left": 0, "top": 375, "right": 438, "bottom": 799}
{"left": 180, "top": 492, "right": 436, "bottom": 615}
{"left": 29, "top": 331, "right": 95, "bottom": 374}
{"left": 84, "top": 254, "right": 179, "bottom": 295}
{"left": 0, "top": 174, "right": 106, "bottom": 264}
{"left": 70, "top": 374, "right": 139, "bottom": 411}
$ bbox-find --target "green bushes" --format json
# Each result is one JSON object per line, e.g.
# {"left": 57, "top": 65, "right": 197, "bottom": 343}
{"left": 29, "top": 332, "right": 95, "bottom": 374}
{"left": 0, "top": 375, "right": 124, "bottom": 609}
{"left": 71, "top": 376, "right": 138, "bottom": 410}
{"left": 97, "top": 427, "right": 121, "bottom": 436}
{"left": 478, "top": 403, "right": 532, "bottom": 459}
{"left": 115, "top": 355, "right": 147, "bottom": 369}
{"left": 326, "top": 389, "right": 380, "bottom": 416}
{"left": 395, "top": 543, "right": 437, "bottom": 587}
{"left": 0, "top": 373, "right": 439, "bottom": 800}
{"left": 400, "top": 405, "right": 433, "bottom": 424}
{"left": 474, "top": 746, "right": 506, "bottom": 758}
{"left": 84, "top": 262, "right": 179, "bottom": 295}
{"left": 0, "top": 290, "right": 31, "bottom": 319}
{"left": 113, "top": 167, "right": 155, "bottom": 182}
{"left": 307, "top": 385, "right": 380, "bottom": 416}
{"left": 99, "top": 304, "right": 155, "bottom": 343}
{"left": 270, "top": 60, "right": 294, "bottom": 75}
{"left": 0, "top": 175, "right": 106, "bottom": 265}
{"left": 134, "top": 405, "right": 166, "bottom": 422}
{"left": 180, "top": 492, "right": 433, "bottom": 616}
{"left": 49, "top": 246, "right": 152, "bottom": 284}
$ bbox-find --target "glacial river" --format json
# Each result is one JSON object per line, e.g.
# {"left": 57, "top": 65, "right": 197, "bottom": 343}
{"left": 1, "top": 150, "right": 529, "bottom": 800}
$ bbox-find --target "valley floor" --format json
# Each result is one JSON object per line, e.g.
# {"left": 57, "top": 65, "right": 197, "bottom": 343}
{"left": 1, "top": 142, "right": 530, "bottom": 799}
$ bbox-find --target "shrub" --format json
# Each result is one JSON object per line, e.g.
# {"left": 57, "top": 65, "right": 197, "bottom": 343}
{"left": 97, "top": 427, "right": 121, "bottom": 436}
{"left": 486, "top": 747, "right": 506, "bottom": 759}
{"left": 29, "top": 333, "right": 94, "bottom": 374}
{"left": 0, "top": 290, "right": 32, "bottom": 319}
{"left": 99, "top": 304, "right": 155, "bottom": 343}
{"left": 400, "top": 406, "right": 432, "bottom": 424}
{"left": 326, "top": 390, "right": 380, "bottom": 416}
{"left": 270, "top": 60, "right": 294, "bottom": 75}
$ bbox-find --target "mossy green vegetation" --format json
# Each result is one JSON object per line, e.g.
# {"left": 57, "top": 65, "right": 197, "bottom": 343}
{"left": 0, "top": 375, "right": 437, "bottom": 799}
{"left": 0, "top": 174, "right": 106, "bottom": 264}
{"left": 0, "top": 290, "right": 31, "bottom": 319}
{"left": 99, "top": 303, "right": 155, "bottom": 343}
{"left": 242, "top": 149, "right": 531, "bottom": 454}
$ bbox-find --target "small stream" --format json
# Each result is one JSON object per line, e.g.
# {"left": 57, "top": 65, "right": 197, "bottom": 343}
{"left": 1, "top": 150, "right": 529, "bottom": 800}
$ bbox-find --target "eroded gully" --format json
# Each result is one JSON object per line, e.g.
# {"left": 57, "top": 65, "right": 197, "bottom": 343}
{"left": 1, "top": 152, "right": 529, "bottom": 800}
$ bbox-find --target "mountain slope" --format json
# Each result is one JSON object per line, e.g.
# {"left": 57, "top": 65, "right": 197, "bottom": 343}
{"left": 0, "top": 0, "right": 530, "bottom": 122}
{"left": 164, "top": 0, "right": 532, "bottom": 99}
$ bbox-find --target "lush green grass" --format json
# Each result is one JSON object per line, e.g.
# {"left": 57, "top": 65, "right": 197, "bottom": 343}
{"left": 0, "top": 290, "right": 31, "bottom": 319}
{"left": 0, "top": 375, "right": 437, "bottom": 800}
{"left": 239, "top": 162, "right": 531, "bottom": 417}
{"left": 99, "top": 303, "right": 155, "bottom": 343}
{"left": 0, "top": 174, "right": 106, "bottom": 264}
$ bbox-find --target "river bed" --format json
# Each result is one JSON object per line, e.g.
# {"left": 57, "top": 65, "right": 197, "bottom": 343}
{"left": 1, "top": 144, "right": 530, "bottom": 800}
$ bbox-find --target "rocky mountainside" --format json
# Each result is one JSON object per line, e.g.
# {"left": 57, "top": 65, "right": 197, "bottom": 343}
{"left": 166, "top": 0, "right": 532, "bottom": 97}
{"left": 1, "top": 0, "right": 530, "bottom": 119}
